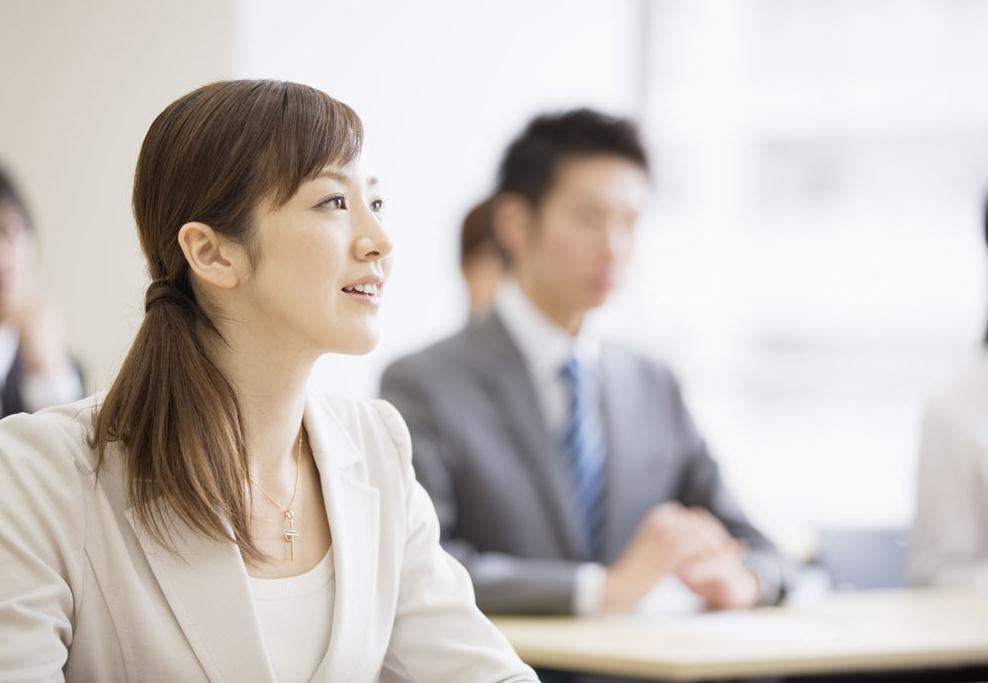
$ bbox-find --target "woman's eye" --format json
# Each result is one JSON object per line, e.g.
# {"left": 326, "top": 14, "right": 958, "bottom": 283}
{"left": 320, "top": 195, "right": 347, "bottom": 210}
{"left": 370, "top": 198, "right": 385, "bottom": 213}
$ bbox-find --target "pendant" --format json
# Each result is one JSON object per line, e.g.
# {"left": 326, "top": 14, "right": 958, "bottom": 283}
{"left": 283, "top": 509, "right": 300, "bottom": 561}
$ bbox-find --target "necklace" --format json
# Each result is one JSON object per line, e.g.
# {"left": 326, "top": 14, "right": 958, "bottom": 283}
{"left": 251, "top": 428, "right": 304, "bottom": 561}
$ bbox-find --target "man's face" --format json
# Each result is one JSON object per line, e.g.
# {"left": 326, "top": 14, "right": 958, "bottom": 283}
{"left": 517, "top": 155, "right": 649, "bottom": 316}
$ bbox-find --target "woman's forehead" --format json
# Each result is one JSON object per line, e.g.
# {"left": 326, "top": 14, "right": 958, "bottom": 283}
{"left": 314, "top": 156, "right": 378, "bottom": 186}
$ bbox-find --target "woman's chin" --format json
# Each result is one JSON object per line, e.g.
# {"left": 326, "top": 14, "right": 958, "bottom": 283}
{"left": 325, "top": 329, "right": 380, "bottom": 356}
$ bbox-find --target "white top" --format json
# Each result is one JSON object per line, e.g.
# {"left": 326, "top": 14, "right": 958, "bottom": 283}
{"left": 0, "top": 321, "right": 83, "bottom": 414}
{"left": 248, "top": 549, "right": 336, "bottom": 683}
{"left": 908, "top": 350, "right": 988, "bottom": 587}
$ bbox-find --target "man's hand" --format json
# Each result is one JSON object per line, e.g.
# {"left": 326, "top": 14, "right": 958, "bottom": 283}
{"left": 677, "top": 551, "right": 760, "bottom": 609}
{"left": 8, "top": 296, "right": 72, "bottom": 375}
{"left": 602, "top": 502, "right": 739, "bottom": 612}
{"left": 674, "top": 507, "right": 760, "bottom": 609}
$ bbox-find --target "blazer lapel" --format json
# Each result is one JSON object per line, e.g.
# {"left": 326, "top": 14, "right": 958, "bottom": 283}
{"left": 305, "top": 395, "right": 381, "bottom": 682}
{"left": 477, "top": 314, "right": 590, "bottom": 559}
{"left": 124, "top": 395, "right": 382, "bottom": 683}
{"left": 124, "top": 504, "right": 275, "bottom": 682}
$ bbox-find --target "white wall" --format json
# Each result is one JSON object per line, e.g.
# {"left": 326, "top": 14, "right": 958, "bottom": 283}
{"left": 0, "top": 0, "right": 640, "bottom": 397}
{"left": 0, "top": 0, "right": 236, "bottom": 391}
{"left": 234, "top": 0, "right": 642, "bottom": 397}
{"left": 5, "top": 1, "right": 979, "bottom": 532}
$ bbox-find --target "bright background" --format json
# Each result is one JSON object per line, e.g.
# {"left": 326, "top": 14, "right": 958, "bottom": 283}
{"left": 3, "top": 0, "right": 988, "bottom": 537}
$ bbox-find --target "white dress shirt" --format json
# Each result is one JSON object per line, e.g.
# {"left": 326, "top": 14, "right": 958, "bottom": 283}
{"left": 0, "top": 324, "right": 19, "bottom": 390}
{"left": 0, "top": 321, "right": 83, "bottom": 414}
{"left": 249, "top": 549, "right": 336, "bottom": 683}
{"left": 908, "top": 351, "right": 988, "bottom": 587}
{"left": 494, "top": 279, "right": 602, "bottom": 434}
{"left": 494, "top": 279, "right": 610, "bottom": 615}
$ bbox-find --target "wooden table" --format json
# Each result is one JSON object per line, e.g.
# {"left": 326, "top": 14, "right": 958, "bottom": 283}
{"left": 493, "top": 588, "right": 988, "bottom": 681}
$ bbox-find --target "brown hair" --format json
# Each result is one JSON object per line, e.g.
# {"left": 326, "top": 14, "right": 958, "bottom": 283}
{"left": 496, "top": 108, "right": 649, "bottom": 208}
{"left": 0, "top": 163, "right": 34, "bottom": 232}
{"left": 90, "top": 80, "right": 362, "bottom": 561}
{"left": 459, "top": 197, "right": 505, "bottom": 267}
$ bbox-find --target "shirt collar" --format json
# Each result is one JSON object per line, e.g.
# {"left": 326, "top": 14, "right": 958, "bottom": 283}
{"left": 494, "top": 278, "right": 600, "bottom": 380}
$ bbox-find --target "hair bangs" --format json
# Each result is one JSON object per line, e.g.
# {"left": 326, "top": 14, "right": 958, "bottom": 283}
{"left": 261, "top": 82, "right": 364, "bottom": 208}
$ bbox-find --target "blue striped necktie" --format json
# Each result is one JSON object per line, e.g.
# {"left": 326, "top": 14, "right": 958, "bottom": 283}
{"left": 559, "top": 356, "right": 606, "bottom": 560}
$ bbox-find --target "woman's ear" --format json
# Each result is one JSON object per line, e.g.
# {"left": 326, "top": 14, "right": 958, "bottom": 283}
{"left": 491, "top": 194, "right": 533, "bottom": 266}
{"left": 177, "top": 222, "right": 247, "bottom": 290}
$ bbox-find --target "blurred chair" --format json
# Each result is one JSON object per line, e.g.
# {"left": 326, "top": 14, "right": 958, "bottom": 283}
{"left": 816, "top": 527, "right": 909, "bottom": 590}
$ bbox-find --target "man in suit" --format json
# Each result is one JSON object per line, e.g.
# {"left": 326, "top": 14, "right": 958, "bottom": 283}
{"left": 0, "top": 166, "right": 83, "bottom": 418}
{"left": 381, "top": 110, "right": 790, "bottom": 616}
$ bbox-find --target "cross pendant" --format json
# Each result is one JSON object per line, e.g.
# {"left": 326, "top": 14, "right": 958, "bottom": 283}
{"left": 283, "top": 510, "right": 300, "bottom": 561}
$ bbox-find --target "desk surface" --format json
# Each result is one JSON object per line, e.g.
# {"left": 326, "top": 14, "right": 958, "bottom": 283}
{"left": 492, "top": 588, "right": 988, "bottom": 681}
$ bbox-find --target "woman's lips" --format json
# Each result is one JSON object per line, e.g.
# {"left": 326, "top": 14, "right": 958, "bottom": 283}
{"left": 341, "top": 283, "right": 382, "bottom": 306}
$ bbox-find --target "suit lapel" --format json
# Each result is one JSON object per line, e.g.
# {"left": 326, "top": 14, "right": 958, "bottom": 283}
{"left": 124, "top": 505, "right": 275, "bottom": 683}
{"left": 477, "top": 314, "right": 590, "bottom": 559}
{"left": 305, "top": 395, "right": 381, "bottom": 682}
{"left": 598, "top": 346, "right": 644, "bottom": 563}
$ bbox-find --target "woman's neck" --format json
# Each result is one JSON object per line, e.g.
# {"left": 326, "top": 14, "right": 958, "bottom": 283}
{"left": 208, "top": 318, "right": 316, "bottom": 486}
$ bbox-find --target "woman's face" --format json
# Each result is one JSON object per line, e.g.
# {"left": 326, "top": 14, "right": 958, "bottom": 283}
{"left": 237, "top": 158, "right": 392, "bottom": 357}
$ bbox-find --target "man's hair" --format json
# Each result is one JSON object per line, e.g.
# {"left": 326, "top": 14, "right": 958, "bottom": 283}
{"left": 0, "top": 164, "right": 33, "bottom": 231}
{"left": 495, "top": 108, "right": 649, "bottom": 208}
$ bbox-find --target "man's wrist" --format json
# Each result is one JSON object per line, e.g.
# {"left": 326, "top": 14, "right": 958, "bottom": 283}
{"left": 574, "top": 563, "right": 607, "bottom": 615}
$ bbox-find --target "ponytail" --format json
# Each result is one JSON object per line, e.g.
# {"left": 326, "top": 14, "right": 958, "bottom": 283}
{"left": 91, "top": 275, "right": 264, "bottom": 561}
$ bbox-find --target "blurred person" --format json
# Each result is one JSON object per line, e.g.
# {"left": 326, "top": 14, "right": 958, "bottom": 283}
{"left": 460, "top": 197, "right": 505, "bottom": 319}
{"left": 0, "top": 80, "right": 537, "bottom": 682}
{"left": 907, "top": 195, "right": 988, "bottom": 588}
{"left": 0, "top": 166, "right": 83, "bottom": 417}
{"left": 381, "top": 109, "right": 792, "bottom": 617}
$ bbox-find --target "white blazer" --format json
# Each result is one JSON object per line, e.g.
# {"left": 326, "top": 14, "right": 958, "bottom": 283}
{"left": 908, "top": 352, "right": 988, "bottom": 587}
{"left": 0, "top": 393, "right": 538, "bottom": 682}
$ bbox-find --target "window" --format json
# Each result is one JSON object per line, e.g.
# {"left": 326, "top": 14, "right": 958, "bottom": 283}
{"left": 605, "top": 0, "right": 988, "bottom": 534}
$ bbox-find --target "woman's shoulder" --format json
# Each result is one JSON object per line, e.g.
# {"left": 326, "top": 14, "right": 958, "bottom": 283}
{"left": 926, "top": 352, "right": 988, "bottom": 424}
{"left": 306, "top": 393, "right": 411, "bottom": 467}
{"left": 0, "top": 396, "right": 100, "bottom": 550}
{"left": 920, "top": 353, "right": 988, "bottom": 458}
{"left": 0, "top": 394, "right": 101, "bottom": 478}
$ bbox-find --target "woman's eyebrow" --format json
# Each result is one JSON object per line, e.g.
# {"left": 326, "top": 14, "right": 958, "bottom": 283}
{"left": 315, "top": 170, "right": 349, "bottom": 183}
{"left": 314, "top": 171, "right": 378, "bottom": 188}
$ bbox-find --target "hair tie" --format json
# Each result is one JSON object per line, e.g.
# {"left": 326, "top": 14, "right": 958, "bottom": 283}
{"left": 144, "top": 279, "right": 194, "bottom": 313}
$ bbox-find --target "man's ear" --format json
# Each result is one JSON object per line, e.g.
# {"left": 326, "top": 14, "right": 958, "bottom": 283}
{"left": 177, "top": 222, "right": 247, "bottom": 290}
{"left": 491, "top": 193, "right": 534, "bottom": 266}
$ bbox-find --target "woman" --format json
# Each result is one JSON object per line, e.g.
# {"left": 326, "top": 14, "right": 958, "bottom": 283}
{"left": 459, "top": 197, "right": 504, "bottom": 320}
{"left": 0, "top": 80, "right": 537, "bottom": 682}
{"left": 907, "top": 195, "right": 988, "bottom": 588}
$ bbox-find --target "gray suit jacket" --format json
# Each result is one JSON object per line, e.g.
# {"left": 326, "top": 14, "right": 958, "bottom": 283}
{"left": 381, "top": 313, "right": 789, "bottom": 615}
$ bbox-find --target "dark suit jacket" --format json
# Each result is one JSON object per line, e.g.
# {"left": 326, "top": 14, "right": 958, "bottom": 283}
{"left": 381, "top": 313, "right": 791, "bottom": 615}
